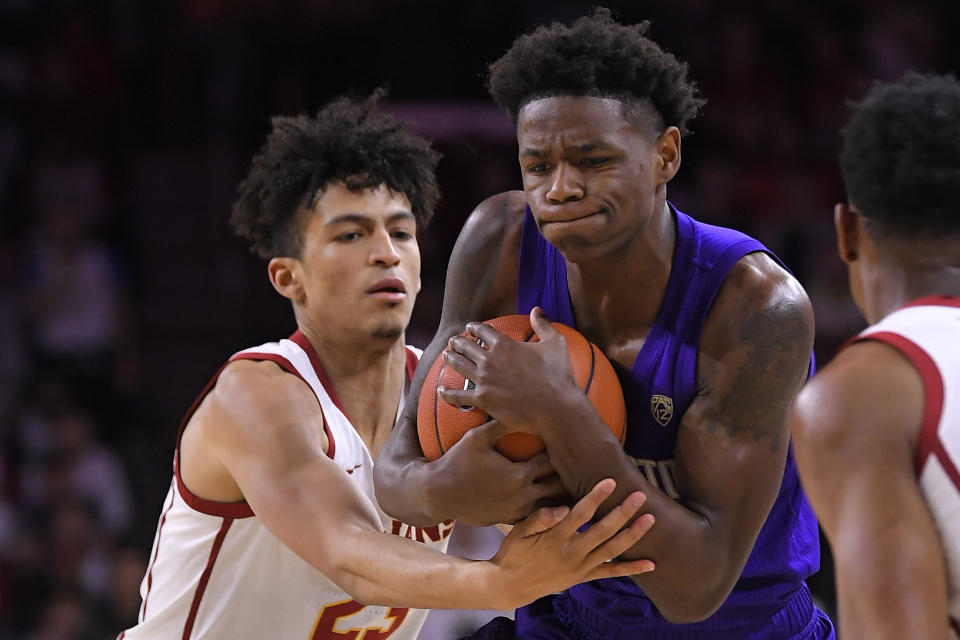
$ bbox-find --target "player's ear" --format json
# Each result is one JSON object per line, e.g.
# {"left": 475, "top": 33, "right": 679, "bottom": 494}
{"left": 834, "top": 202, "right": 861, "bottom": 264}
{"left": 268, "top": 257, "right": 305, "bottom": 303}
{"left": 656, "top": 126, "right": 681, "bottom": 185}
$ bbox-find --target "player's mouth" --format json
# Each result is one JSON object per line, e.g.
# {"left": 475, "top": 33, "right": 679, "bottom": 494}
{"left": 366, "top": 278, "right": 408, "bottom": 302}
{"left": 540, "top": 209, "right": 606, "bottom": 229}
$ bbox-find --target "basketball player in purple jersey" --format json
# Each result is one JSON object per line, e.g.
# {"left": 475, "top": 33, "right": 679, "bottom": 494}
{"left": 376, "top": 10, "right": 835, "bottom": 638}
{"left": 790, "top": 73, "right": 960, "bottom": 638}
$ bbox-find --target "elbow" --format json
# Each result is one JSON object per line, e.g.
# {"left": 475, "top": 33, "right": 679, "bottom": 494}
{"left": 639, "top": 571, "right": 737, "bottom": 624}
{"left": 654, "top": 595, "right": 727, "bottom": 624}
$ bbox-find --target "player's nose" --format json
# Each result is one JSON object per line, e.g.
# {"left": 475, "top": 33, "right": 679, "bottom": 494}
{"left": 546, "top": 163, "right": 584, "bottom": 203}
{"left": 369, "top": 228, "right": 401, "bottom": 267}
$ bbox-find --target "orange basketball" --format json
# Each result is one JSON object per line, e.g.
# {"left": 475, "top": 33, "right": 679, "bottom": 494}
{"left": 417, "top": 314, "right": 626, "bottom": 462}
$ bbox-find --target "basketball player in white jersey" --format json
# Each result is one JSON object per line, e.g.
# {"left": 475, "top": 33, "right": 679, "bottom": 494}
{"left": 789, "top": 72, "right": 960, "bottom": 639}
{"left": 120, "top": 94, "right": 657, "bottom": 640}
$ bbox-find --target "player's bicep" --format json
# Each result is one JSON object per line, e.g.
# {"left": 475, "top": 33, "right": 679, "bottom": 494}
{"left": 204, "top": 364, "right": 383, "bottom": 551}
{"left": 678, "top": 278, "right": 813, "bottom": 510}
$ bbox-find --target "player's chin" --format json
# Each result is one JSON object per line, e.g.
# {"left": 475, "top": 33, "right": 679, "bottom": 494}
{"left": 370, "top": 322, "right": 405, "bottom": 340}
{"left": 543, "top": 233, "right": 610, "bottom": 262}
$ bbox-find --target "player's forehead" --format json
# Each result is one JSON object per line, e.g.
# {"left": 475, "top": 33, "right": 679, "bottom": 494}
{"left": 516, "top": 96, "right": 639, "bottom": 151}
{"left": 308, "top": 181, "right": 413, "bottom": 226}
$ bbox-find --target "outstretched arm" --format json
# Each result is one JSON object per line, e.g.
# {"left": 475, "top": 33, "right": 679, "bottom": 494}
{"left": 193, "top": 358, "right": 655, "bottom": 611}
{"left": 441, "top": 253, "right": 815, "bottom": 622}
{"left": 375, "top": 191, "right": 566, "bottom": 527}
{"left": 790, "top": 340, "right": 949, "bottom": 639}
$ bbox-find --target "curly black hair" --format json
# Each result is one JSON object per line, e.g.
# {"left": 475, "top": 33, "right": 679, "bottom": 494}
{"left": 840, "top": 72, "right": 960, "bottom": 239}
{"left": 231, "top": 91, "right": 441, "bottom": 259}
{"left": 487, "top": 8, "right": 704, "bottom": 135}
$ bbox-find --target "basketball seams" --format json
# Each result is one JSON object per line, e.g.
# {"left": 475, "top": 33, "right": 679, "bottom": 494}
{"left": 433, "top": 363, "right": 445, "bottom": 456}
{"left": 583, "top": 340, "right": 597, "bottom": 395}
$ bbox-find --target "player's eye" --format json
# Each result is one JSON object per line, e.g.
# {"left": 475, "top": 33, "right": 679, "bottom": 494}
{"left": 390, "top": 229, "right": 414, "bottom": 240}
{"left": 581, "top": 157, "right": 610, "bottom": 167}
{"left": 336, "top": 231, "right": 362, "bottom": 242}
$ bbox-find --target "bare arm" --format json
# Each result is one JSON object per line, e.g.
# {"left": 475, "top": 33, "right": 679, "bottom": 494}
{"left": 441, "top": 253, "right": 815, "bottom": 621}
{"left": 790, "top": 340, "right": 949, "bottom": 639}
{"left": 375, "top": 191, "right": 566, "bottom": 527}
{"left": 194, "top": 359, "right": 653, "bottom": 610}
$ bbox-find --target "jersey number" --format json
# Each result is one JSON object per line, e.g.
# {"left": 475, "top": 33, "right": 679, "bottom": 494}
{"left": 311, "top": 599, "right": 409, "bottom": 639}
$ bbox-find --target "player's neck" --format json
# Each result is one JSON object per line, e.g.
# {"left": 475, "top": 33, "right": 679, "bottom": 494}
{"left": 865, "top": 262, "right": 960, "bottom": 323}
{"left": 296, "top": 324, "right": 408, "bottom": 448}
{"left": 566, "top": 201, "right": 675, "bottom": 347}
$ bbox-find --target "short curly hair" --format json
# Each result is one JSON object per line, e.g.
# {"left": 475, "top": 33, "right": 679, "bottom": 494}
{"left": 840, "top": 72, "right": 960, "bottom": 239}
{"left": 231, "top": 92, "right": 441, "bottom": 259}
{"left": 487, "top": 8, "right": 704, "bottom": 135}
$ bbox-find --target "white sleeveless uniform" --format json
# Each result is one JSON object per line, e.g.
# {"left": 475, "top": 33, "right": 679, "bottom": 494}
{"left": 121, "top": 331, "right": 454, "bottom": 640}
{"left": 854, "top": 296, "right": 960, "bottom": 637}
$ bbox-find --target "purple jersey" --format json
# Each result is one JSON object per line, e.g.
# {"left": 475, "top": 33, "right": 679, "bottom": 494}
{"left": 512, "top": 204, "right": 833, "bottom": 638}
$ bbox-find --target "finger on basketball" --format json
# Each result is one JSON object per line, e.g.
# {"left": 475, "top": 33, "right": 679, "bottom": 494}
{"left": 437, "top": 385, "right": 475, "bottom": 408}
{"left": 556, "top": 478, "right": 616, "bottom": 535}
{"left": 447, "top": 335, "right": 488, "bottom": 361}
{"left": 529, "top": 306, "right": 556, "bottom": 339}
{"left": 441, "top": 349, "right": 478, "bottom": 377}
{"left": 465, "top": 322, "right": 506, "bottom": 347}
{"left": 466, "top": 419, "right": 511, "bottom": 445}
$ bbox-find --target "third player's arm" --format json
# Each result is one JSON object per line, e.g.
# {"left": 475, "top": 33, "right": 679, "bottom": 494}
{"left": 790, "top": 340, "right": 949, "bottom": 639}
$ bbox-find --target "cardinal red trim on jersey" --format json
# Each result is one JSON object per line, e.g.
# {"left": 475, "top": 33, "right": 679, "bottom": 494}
{"left": 405, "top": 347, "right": 419, "bottom": 381}
{"left": 859, "top": 332, "right": 952, "bottom": 482}
{"left": 232, "top": 351, "right": 337, "bottom": 461}
{"left": 290, "top": 331, "right": 352, "bottom": 422}
{"left": 140, "top": 484, "right": 176, "bottom": 622}
{"left": 171, "top": 361, "right": 255, "bottom": 519}
{"left": 182, "top": 518, "right": 233, "bottom": 640}
{"left": 901, "top": 295, "right": 960, "bottom": 310}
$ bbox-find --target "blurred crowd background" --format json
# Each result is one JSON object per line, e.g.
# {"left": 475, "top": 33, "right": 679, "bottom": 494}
{"left": 0, "top": 0, "right": 957, "bottom": 638}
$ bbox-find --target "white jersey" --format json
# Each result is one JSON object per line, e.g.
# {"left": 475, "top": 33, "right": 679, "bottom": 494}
{"left": 855, "top": 296, "right": 960, "bottom": 637}
{"left": 121, "top": 331, "right": 454, "bottom": 640}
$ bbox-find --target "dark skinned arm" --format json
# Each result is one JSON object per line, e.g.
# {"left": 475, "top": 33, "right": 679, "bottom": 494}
{"left": 374, "top": 191, "right": 567, "bottom": 527}
{"left": 441, "top": 253, "right": 814, "bottom": 622}
{"left": 790, "top": 340, "right": 949, "bottom": 639}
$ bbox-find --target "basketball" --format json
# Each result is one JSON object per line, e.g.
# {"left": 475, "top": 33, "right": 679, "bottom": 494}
{"left": 417, "top": 314, "right": 626, "bottom": 462}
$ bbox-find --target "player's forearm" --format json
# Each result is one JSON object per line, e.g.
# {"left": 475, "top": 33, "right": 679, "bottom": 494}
{"left": 330, "top": 527, "right": 512, "bottom": 610}
{"left": 537, "top": 404, "right": 744, "bottom": 622}
{"left": 374, "top": 417, "right": 446, "bottom": 527}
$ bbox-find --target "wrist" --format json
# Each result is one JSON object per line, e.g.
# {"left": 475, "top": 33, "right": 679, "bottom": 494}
{"left": 536, "top": 390, "right": 596, "bottom": 440}
{"left": 474, "top": 561, "right": 514, "bottom": 611}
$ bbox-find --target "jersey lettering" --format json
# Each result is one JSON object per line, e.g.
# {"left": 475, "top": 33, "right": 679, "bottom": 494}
{"left": 627, "top": 457, "right": 680, "bottom": 499}
{"left": 310, "top": 599, "right": 409, "bottom": 639}
{"left": 389, "top": 519, "right": 455, "bottom": 543}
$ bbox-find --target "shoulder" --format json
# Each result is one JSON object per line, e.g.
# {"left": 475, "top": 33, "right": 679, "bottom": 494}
{"left": 791, "top": 340, "right": 924, "bottom": 458}
{"left": 442, "top": 191, "right": 529, "bottom": 324}
{"left": 201, "top": 359, "right": 325, "bottom": 448}
{"left": 701, "top": 252, "right": 814, "bottom": 362}
{"left": 458, "top": 190, "right": 527, "bottom": 245}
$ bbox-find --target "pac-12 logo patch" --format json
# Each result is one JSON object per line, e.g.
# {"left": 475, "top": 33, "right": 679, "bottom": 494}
{"left": 650, "top": 394, "right": 674, "bottom": 426}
